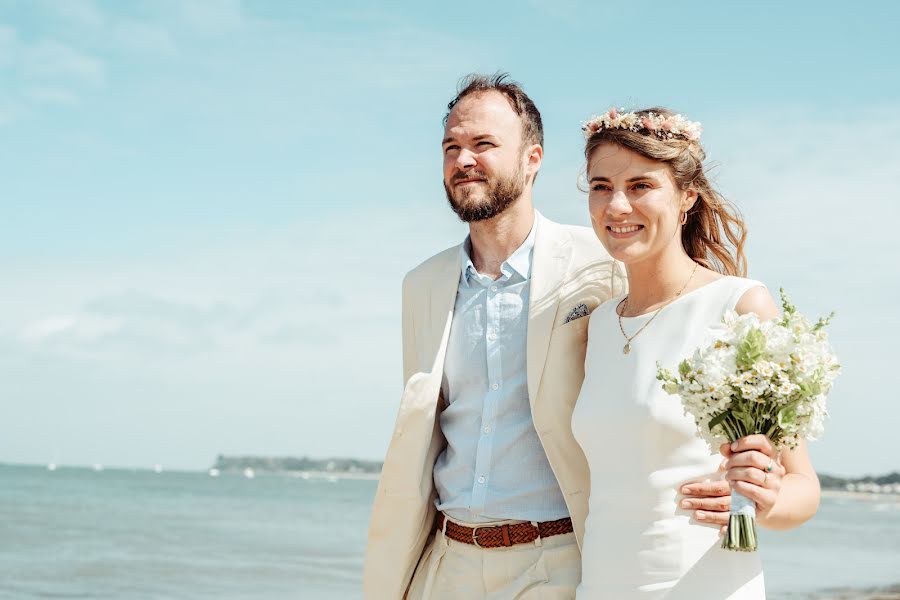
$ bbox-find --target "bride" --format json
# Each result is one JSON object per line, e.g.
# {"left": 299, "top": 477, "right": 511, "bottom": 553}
{"left": 572, "top": 108, "right": 820, "bottom": 599}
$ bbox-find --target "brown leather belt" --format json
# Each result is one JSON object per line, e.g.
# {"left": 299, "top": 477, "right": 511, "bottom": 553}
{"left": 435, "top": 513, "right": 574, "bottom": 549}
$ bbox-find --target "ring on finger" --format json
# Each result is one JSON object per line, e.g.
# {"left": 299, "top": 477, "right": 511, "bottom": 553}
{"left": 763, "top": 472, "right": 769, "bottom": 487}
{"left": 766, "top": 459, "right": 775, "bottom": 473}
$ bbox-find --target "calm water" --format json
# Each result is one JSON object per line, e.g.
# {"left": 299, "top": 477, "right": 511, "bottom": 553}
{"left": 0, "top": 464, "right": 897, "bottom": 599}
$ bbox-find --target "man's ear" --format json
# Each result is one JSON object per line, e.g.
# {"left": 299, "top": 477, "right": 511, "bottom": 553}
{"left": 525, "top": 143, "right": 543, "bottom": 183}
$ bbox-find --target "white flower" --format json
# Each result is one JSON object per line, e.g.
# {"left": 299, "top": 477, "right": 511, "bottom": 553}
{"left": 656, "top": 290, "right": 839, "bottom": 452}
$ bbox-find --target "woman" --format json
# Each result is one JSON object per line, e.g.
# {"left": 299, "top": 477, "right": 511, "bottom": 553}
{"left": 571, "top": 108, "right": 820, "bottom": 599}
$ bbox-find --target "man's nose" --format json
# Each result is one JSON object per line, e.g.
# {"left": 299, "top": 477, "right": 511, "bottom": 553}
{"left": 455, "top": 149, "right": 477, "bottom": 170}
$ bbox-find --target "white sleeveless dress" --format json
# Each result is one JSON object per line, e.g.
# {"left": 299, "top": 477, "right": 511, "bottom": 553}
{"left": 572, "top": 276, "right": 766, "bottom": 599}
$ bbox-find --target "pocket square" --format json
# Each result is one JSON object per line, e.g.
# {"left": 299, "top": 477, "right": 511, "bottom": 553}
{"left": 564, "top": 303, "right": 590, "bottom": 324}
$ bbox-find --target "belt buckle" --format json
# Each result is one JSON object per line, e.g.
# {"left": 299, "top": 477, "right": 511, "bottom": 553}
{"left": 531, "top": 521, "right": 542, "bottom": 547}
{"left": 471, "top": 525, "right": 485, "bottom": 548}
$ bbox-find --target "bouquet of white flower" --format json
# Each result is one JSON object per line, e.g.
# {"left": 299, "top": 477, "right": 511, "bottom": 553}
{"left": 657, "top": 289, "right": 840, "bottom": 552}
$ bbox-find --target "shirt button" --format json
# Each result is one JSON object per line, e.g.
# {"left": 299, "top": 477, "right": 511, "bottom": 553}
{"left": 483, "top": 426, "right": 491, "bottom": 434}
{"left": 487, "top": 333, "right": 497, "bottom": 341}
{"left": 478, "top": 476, "right": 486, "bottom": 484}
{"left": 491, "top": 383, "right": 499, "bottom": 391}
{"left": 490, "top": 285, "right": 498, "bottom": 292}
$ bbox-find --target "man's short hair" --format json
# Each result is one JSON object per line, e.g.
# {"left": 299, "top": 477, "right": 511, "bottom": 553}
{"left": 444, "top": 72, "right": 544, "bottom": 150}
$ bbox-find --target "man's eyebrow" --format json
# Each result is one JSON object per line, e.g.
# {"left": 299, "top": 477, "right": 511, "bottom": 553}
{"left": 441, "top": 134, "right": 498, "bottom": 145}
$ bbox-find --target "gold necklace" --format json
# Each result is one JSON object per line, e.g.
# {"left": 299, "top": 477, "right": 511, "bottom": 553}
{"left": 618, "top": 262, "right": 699, "bottom": 355}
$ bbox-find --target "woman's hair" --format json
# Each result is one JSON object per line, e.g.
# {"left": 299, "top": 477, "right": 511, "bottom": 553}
{"left": 584, "top": 107, "right": 747, "bottom": 276}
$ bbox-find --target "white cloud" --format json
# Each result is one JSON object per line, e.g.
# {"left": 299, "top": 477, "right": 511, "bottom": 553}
{"left": 526, "top": 0, "right": 581, "bottom": 25}
{"left": 0, "top": 206, "right": 427, "bottom": 468}
{"left": 0, "top": 23, "right": 16, "bottom": 67}
{"left": 19, "top": 315, "right": 79, "bottom": 343}
{"left": 112, "top": 19, "right": 177, "bottom": 55}
{"left": 35, "top": 0, "right": 106, "bottom": 29}
{"left": 706, "top": 107, "right": 900, "bottom": 279}
{"left": 0, "top": 22, "right": 12, "bottom": 38}
{"left": 168, "top": 0, "right": 245, "bottom": 34}
{"left": 4, "top": 206, "right": 442, "bottom": 364}
{"left": 25, "top": 39, "right": 104, "bottom": 85}
{"left": 27, "top": 86, "right": 78, "bottom": 105}
{"left": 18, "top": 291, "right": 251, "bottom": 359}
{"left": 0, "top": 94, "right": 23, "bottom": 126}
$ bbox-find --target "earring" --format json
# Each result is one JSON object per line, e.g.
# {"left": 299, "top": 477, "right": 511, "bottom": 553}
{"left": 680, "top": 211, "right": 688, "bottom": 225}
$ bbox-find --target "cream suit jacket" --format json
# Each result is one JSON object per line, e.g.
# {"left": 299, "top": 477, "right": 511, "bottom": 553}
{"left": 363, "top": 213, "right": 625, "bottom": 599}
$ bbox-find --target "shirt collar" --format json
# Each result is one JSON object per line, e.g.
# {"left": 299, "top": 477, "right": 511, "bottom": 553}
{"left": 458, "top": 212, "right": 538, "bottom": 287}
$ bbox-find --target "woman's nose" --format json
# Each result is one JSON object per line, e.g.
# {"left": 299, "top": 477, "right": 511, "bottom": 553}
{"left": 608, "top": 190, "right": 631, "bottom": 213}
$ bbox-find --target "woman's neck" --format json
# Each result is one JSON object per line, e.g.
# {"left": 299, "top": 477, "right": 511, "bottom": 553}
{"left": 623, "top": 247, "right": 700, "bottom": 315}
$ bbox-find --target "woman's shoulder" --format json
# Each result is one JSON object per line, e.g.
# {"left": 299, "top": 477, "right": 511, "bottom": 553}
{"left": 730, "top": 278, "right": 779, "bottom": 320}
{"left": 702, "top": 275, "right": 778, "bottom": 319}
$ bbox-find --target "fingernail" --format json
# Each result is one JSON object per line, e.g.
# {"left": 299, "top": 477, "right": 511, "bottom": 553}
{"left": 681, "top": 486, "right": 692, "bottom": 494}
{"left": 696, "top": 511, "right": 706, "bottom": 520}
{"left": 680, "top": 500, "right": 691, "bottom": 509}
{"left": 731, "top": 441, "right": 738, "bottom": 451}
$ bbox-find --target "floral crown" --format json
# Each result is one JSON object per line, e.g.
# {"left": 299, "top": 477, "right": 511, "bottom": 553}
{"left": 582, "top": 107, "right": 702, "bottom": 142}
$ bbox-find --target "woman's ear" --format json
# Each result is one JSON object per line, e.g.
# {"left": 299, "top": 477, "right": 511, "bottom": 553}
{"left": 682, "top": 189, "right": 699, "bottom": 213}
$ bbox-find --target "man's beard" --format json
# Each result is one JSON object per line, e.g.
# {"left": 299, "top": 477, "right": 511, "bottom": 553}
{"left": 444, "top": 163, "right": 526, "bottom": 223}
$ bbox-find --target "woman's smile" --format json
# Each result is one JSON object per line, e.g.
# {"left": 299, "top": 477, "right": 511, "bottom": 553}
{"left": 607, "top": 223, "right": 644, "bottom": 238}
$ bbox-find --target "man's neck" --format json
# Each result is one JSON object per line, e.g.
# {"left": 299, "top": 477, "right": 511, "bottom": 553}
{"left": 467, "top": 197, "right": 535, "bottom": 280}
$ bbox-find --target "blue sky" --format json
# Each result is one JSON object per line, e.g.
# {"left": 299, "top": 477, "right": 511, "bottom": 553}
{"left": 1, "top": 0, "right": 898, "bottom": 476}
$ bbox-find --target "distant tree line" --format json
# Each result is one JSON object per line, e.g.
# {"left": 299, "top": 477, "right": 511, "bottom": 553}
{"left": 818, "top": 471, "right": 900, "bottom": 489}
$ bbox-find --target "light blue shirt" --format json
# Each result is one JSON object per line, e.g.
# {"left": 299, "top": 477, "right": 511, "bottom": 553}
{"left": 434, "top": 216, "right": 570, "bottom": 524}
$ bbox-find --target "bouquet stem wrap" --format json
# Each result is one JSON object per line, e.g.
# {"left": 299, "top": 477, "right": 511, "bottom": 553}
{"left": 724, "top": 485, "right": 758, "bottom": 551}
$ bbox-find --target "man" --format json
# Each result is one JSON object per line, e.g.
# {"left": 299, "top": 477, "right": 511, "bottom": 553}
{"left": 364, "top": 74, "right": 732, "bottom": 599}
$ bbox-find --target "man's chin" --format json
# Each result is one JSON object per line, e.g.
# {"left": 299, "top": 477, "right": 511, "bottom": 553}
{"left": 451, "top": 201, "right": 513, "bottom": 223}
{"left": 450, "top": 195, "right": 485, "bottom": 214}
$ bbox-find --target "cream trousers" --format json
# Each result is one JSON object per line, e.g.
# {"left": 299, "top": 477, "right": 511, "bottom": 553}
{"left": 406, "top": 517, "right": 581, "bottom": 600}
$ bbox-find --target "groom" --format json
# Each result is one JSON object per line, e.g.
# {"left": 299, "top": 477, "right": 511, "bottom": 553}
{"left": 364, "top": 73, "right": 732, "bottom": 599}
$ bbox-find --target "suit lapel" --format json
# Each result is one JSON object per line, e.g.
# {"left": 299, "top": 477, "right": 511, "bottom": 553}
{"left": 527, "top": 214, "right": 573, "bottom": 408}
{"left": 426, "top": 247, "right": 462, "bottom": 376}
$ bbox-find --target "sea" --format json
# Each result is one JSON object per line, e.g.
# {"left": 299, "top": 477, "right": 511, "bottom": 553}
{"left": 1, "top": 464, "right": 897, "bottom": 599}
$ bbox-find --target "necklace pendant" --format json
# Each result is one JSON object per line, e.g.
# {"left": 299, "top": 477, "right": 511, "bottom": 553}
{"left": 623, "top": 342, "right": 631, "bottom": 355}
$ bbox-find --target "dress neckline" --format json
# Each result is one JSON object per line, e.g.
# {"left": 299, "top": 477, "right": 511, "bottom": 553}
{"left": 617, "top": 275, "right": 733, "bottom": 320}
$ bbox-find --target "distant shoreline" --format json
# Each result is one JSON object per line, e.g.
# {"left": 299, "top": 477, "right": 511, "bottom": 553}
{"left": 777, "top": 583, "right": 900, "bottom": 600}
{"left": 285, "top": 470, "right": 380, "bottom": 481}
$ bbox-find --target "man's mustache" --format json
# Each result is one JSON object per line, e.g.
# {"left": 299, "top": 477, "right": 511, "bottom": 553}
{"left": 451, "top": 170, "right": 488, "bottom": 184}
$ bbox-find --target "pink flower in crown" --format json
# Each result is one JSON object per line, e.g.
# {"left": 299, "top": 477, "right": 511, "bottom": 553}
{"left": 685, "top": 123, "right": 703, "bottom": 140}
{"left": 641, "top": 116, "right": 654, "bottom": 130}
{"left": 589, "top": 122, "right": 600, "bottom": 132}
{"left": 660, "top": 119, "right": 673, "bottom": 132}
{"left": 608, "top": 107, "right": 618, "bottom": 120}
